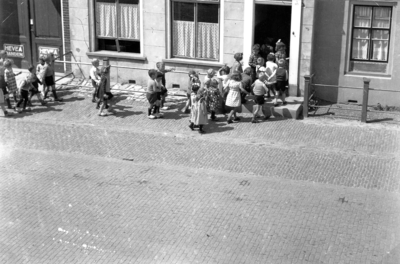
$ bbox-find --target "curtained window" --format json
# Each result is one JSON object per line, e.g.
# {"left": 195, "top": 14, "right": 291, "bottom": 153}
{"left": 351, "top": 6, "right": 392, "bottom": 62}
{"left": 172, "top": 1, "right": 220, "bottom": 61}
{"left": 95, "top": 0, "right": 140, "bottom": 53}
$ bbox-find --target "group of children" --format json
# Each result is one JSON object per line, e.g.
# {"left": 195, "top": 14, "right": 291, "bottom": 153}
{"left": 0, "top": 50, "right": 63, "bottom": 117}
{"left": 148, "top": 40, "right": 289, "bottom": 133}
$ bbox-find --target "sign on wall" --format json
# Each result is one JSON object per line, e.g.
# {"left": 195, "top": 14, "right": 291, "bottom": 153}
{"left": 3, "top": 44, "right": 25, "bottom": 58}
{"left": 38, "top": 46, "right": 60, "bottom": 60}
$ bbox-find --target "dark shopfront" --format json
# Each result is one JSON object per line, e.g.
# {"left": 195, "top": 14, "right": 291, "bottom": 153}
{"left": 0, "top": 0, "right": 65, "bottom": 72}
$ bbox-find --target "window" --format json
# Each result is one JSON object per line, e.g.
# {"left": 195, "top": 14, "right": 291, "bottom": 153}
{"left": 95, "top": 0, "right": 140, "bottom": 53}
{"left": 351, "top": 6, "right": 392, "bottom": 62}
{"left": 171, "top": 1, "right": 220, "bottom": 61}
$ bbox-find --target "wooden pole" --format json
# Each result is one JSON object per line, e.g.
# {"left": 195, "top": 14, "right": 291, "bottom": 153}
{"left": 303, "top": 75, "right": 311, "bottom": 118}
{"left": 361, "top": 78, "right": 370, "bottom": 123}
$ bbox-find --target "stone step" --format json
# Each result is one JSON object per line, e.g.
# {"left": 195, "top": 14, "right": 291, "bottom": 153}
{"left": 241, "top": 96, "right": 304, "bottom": 119}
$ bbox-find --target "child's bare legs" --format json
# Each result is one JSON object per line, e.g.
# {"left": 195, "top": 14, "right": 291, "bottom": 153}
{"left": 12, "top": 92, "right": 18, "bottom": 103}
{"left": 252, "top": 105, "right": 259, "bottom": 123}
{"left": 227, "top": 110, "right": 234, "bottom": 122}
{"left": 98, "top": 101, "right": 106, "bottom": 116}
{"left": 35, "top": 93, "right": 47, "bottom": 105}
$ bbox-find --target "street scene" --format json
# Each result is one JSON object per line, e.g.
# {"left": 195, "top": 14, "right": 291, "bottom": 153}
{"left": 1, "top": 0, "right": 400, "bottom": 263}
{"left": 0, "top": 87, "right": 400, "bottom": 263}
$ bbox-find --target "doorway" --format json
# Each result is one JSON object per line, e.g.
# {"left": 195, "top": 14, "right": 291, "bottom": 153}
{"left": 254, "top": 4, "right": 292, "bottom": 59}
{"left": 0, "top": 0, "right": 64, "bottom": 72}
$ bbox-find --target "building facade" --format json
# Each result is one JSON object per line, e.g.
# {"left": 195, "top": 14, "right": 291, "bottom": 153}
{"left": 1, "top": 0, "right": 398, "bottom": 106}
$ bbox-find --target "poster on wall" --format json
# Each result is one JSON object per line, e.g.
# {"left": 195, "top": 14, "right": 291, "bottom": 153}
{"left": 38, "top": 46, "right": 60, "bottom": 60}
{"left": 3, "top": 44, "right": 25, "bottom": 58}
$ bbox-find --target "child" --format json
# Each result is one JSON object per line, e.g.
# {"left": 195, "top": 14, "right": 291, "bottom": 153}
{"left": 36, "top": 56, "right": 46, "bottom": 97}
{"left": 205, "top": 79, "right": 222, "bottom": 121}
{"left": 95, "top": 65, "right": 115, "bottom": 116}
{"left": 0, "top": 63, "right": 11, "bottom": 116}
{"left": 272, "top": 59, "right": 288, "bottom": 106}
{"left": 0, "top": 50, "right": 8, "bottom": 66}
{"left": 153, "top": 72, "right": 164, "bottom": 118}
{"left": 231, "top": 53, "right": 243, "bottom": 74}
{"left": 90, "top": 58, "right": 101, "bottom": 104}
{"left": 204, "top": 68, "right": 216, "bottom": 86}
{"left": 146, "top": 69, "right": 159, "bottom": 119}
{"left": 15, "top": 74, "right": 33, "bottom": 112}
{"left": 41, "top": 53, "right": 62, "bottom": 101}
{"left": 182, "top": 70, "right": 198, "bottom": 113}
{"left": 28, "top": 66, "right": 47, "bottom": 106}
{"left": 4, "top": 59, "right": 20, "bottom": 108}
{"left": 224, "top": 72, "right": 249, "bottom": 124}
{"left": 156, "top": 61, "right": 175, "bottom": 110}
{"left": 275, "top": 40, "right": 287, "bottom": 64}
{"left": 189, "top": 74, "right": 207, "bottom": 134}
{"left": 265, "top": 53, "right": 278, "bottom": 98}
{"left": 251, "top": 75, "right": 269, "bottom": 123}
{"left": 256, "top": 57, "right": 265, "bottom": 79}
{"left": 248, "top": 44, "right": 261, "bottom": 82}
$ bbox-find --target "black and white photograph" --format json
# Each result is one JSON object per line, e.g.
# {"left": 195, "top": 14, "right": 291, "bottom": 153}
{"left": 0, "top": 0, "right": 399, "bottom": 263}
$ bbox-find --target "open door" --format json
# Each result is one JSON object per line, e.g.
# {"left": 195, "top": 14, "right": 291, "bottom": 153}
{"left": 29, "top": 0, "right": 64, "bottom": 73}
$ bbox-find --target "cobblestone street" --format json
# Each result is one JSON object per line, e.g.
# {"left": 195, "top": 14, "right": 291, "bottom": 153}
{"left": 1, "top": 92, "right": 400, "bottom": 263}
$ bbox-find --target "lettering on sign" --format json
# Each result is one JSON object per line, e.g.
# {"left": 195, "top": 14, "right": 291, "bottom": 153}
{"left": 3, "top": 44, "right": 25, "bottom": 58}
{"left": 38, "top": 46, "right": 60, "bottom": 60}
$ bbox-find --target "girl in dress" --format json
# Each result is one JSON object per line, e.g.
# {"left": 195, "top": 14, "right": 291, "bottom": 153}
{"left": 4, "top": 59, "right": 21, "bottom": 107}
{"left": 189, "top": 74, "right": 208, "bottom": 134}
{"left": 205, "top": 79, "right": 221, "bottom": 121}
{"left": 224, "top": 72, "right": 249, "bottom": 124}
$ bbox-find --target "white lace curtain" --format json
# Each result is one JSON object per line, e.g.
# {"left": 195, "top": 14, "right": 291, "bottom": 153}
{"left": 173, "top": 21, "right": 219, "bottom": 60}
{"left": 352, "top": 6, "right": 391, "bottom": 61}
{"left": 96, "top": 2, "right": 140, "bottom": 40}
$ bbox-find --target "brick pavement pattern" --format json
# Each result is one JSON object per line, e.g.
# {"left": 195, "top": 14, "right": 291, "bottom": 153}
{"left": 0, "top": 93, "right": 400, "bottom": 263}
{"left": 0, "top": 149, "right": 400, "bottom": 264}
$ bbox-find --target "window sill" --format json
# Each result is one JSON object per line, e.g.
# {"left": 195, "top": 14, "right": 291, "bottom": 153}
{"left": 163, "top": 58, "right": 224, "bottom": 68}
{"left": 86, "top": 51, "right": 146, "bottom": 61}
{"left": 345, "top": 72, "right": 392, "bottom": 79}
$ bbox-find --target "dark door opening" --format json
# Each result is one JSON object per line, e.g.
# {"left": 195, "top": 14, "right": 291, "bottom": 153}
{"left": 254, "top": 4, "right": 292, "bottom": 59}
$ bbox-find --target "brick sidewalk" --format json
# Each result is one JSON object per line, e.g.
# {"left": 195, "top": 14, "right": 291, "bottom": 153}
{"left": 0, "top": 148, "right": 399, "bottom": 264}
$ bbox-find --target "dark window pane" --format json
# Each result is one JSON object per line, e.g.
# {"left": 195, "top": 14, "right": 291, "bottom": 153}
{"left": 120, "top": 0, "right": 139, "bottom": 4}
{"left": 0, "top": 1, "right": 20, "bottom": 36}
{"left": 98, "top": 39, "right": 118, "bottom": 51}
{"left": 119, "top": 40, "right": 140, "bottom": 53}
{"left": 97, "top": 0, "right": 115, "bottom": 3}
{"left": 198, "top": 4, "right": 218, "bottom": 23}
{"left": 173, "top": 2, "right": 194, "bottom": 22}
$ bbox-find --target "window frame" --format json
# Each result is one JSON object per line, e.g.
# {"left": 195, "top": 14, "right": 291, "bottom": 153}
{"left": 350, "top": 5, "right": 392, "bottom": 63}
{"left": 91, "top": 0, "right": 143, "bottom": 55}
{"left": 170, "top": 0, "right": 221, "bottom": 62}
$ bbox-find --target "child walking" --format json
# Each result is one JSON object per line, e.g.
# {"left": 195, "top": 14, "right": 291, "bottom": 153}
{"left": 0, "top": 63, "right": 11, "bottom": 116}
{"left": 224, "top": 72, "right": 249, "bottom": 124}
{"left": 205, "top": 79, "right": 222, "bottom": 121}
{"left": 4, "top": 59, "right": 21, "bottom": 109}
{"left": 156, "top": 61, "right": 175, "bottom": 110}
{"left": 189, "top": 74, "right": 207, "bottom": 134}
{"left": 90, "top": 58, "right": 101, "bottom": 105}
{"left": 265, "top": 53, "right": 278, "bottom": 98}
{"left": 15, "top": 74, "right": 33, "bottom": 112}
{"left": 182, "top": 70, "right": 198, "bottom": 113}
{"left": 28, "top": 66, "right": 47, "bottom": 106}
{"left": 271, "top": 59, "right": 288, "bottom": 106}
{"left": 36, "top": 56, "right": 46, "bottom": 97}
{"left": 153, "top": 72, "right": 164, "bottom": 118}
{"left": 95, "top": 65, "right": 115, "bottom": 116}
{"left": 251, "top": 75, "right": 269, "bottom": 123}
{"left": 146, "top": 69, "right": 159, "bottom": 119}
{"left": 41, "top": 53, "right": 63, "bottom": 102}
